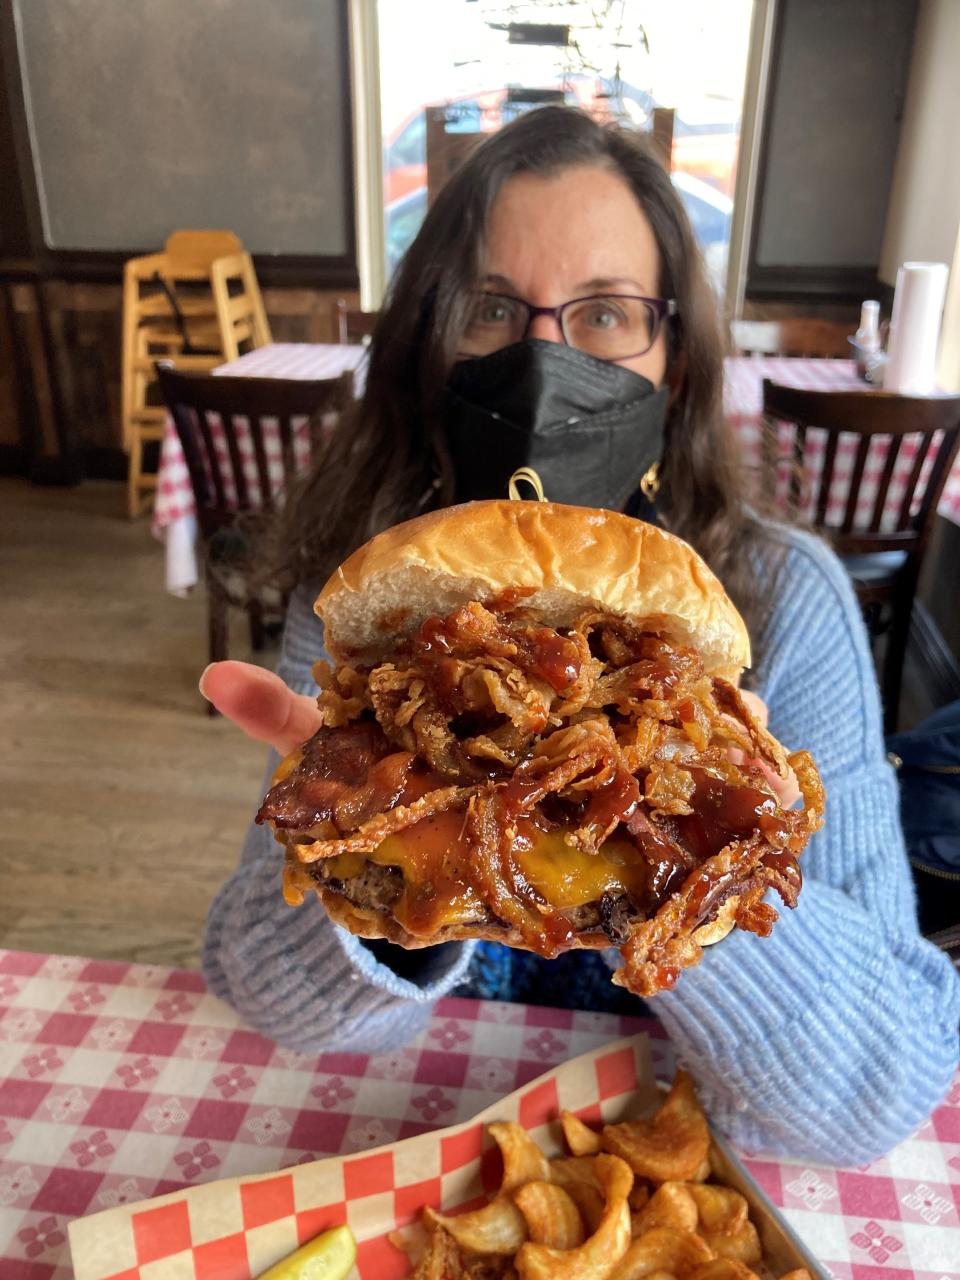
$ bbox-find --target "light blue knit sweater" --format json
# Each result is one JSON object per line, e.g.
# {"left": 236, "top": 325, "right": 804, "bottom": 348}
{"left": 203, "top": 525, "right": 960, "bottom": 1167}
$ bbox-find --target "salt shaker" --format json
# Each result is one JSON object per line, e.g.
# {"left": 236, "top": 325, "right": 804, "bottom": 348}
{"left": 855, "top": 300, "right": 881, "bottom": 352}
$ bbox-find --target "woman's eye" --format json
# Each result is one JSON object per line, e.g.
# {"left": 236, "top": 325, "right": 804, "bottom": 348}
{"left": 582, "top": 302, "right": 624, "bottom": 329}
{"left": 471, "top": 297, "right": 513, "bottom": 326}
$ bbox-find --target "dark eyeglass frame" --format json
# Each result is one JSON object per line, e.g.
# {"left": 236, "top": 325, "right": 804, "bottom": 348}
{"left": 463, "top": 291, "right": 680, "bottom": 361}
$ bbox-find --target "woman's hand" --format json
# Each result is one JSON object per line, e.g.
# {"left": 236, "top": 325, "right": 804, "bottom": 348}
{"left": 199, "top": 661, "right": 322, "bottom": 757}
{"left": 731, "top": 690, "right": 801, "bottom": 808}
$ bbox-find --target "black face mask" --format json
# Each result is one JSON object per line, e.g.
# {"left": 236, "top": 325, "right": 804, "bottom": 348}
{"left": 443, "top": 339, "right": 668, "bottom": 511}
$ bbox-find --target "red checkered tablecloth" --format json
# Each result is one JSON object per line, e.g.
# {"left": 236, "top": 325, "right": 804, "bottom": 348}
{"left": 1, "top": 949, "right": 957, "bottom": 1279}
{"left": 724, "top": 356, "right": 960, "bottom": 530}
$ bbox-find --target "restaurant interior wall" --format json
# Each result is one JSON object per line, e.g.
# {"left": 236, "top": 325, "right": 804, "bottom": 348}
{"left": 0, "top": 0, "right": 359, "bottom": 485}
{"left": 879, "top": 0, "right": 960, "bottom": 287}
{"left": 744, "top": 0, "right": 917, "bottom": 311}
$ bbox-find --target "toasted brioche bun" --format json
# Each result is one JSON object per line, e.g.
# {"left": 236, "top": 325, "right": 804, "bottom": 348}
{"left": 315, "top": 500, "right": 750, "bottom": 683}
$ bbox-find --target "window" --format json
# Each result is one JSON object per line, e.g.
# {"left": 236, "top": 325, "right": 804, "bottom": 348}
{"left": 376, "top": 0, "right": 755, "bottom": 292}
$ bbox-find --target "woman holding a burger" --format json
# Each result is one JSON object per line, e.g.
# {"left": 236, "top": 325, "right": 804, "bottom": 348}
{"left": 198, "top": 107, "right": 959, "bottom": 1165}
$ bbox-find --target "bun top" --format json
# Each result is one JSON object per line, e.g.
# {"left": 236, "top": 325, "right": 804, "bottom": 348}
{"left": 315, "top": 500, "right": 750, "bottom": 681}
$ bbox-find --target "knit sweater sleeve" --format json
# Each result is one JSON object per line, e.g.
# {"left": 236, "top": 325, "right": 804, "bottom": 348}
{"left": 201, "top": 586, "right": 476, "bottom": 1053}
{"left": 650, "top": 529, "right": 960, "bottom": 1166}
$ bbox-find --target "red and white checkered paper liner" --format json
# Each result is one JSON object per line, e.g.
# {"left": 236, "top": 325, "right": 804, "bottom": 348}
{"left": 66, "top": 1032, "right": 661, "bottom": 1280}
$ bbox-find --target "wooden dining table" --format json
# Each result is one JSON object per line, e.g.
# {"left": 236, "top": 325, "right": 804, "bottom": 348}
{"left": 151, "top": 345, "right": 960, "bottom": 597}
{"left": 1, "top": 947, "right": 958, "bottom": 1280}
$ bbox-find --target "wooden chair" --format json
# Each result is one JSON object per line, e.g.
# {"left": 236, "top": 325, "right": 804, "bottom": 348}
{"left": 733, "top": 317, "right": 852, "bottom": 359}
{"left": 334, "top": 296, "right": 379, "bottom": 345}
{"left": 761, "top": 380, "right": 960, "bottom": 732}
{"left": 156, "top": 365, "right": 353, "bottom": 699}
{"left": 210, "top": 252, "right": 272, "bottom": 362}
{"left": 122, "top": 231, "right": 244, "bottom": 518}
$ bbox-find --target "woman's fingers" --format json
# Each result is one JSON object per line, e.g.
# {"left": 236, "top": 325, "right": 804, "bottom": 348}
{"left": 728, "top": 690, "right": 801, "bottom": 807}
{"left": 199, "top": 661, "right": 322, "bottom": 757}
{"left": 737, "top": 688, "right": 769, "bottom": 729}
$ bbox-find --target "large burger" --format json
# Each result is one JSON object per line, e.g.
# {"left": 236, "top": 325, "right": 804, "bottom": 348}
{"left": 257, "top": 500, "right": 824, "bottom": 996}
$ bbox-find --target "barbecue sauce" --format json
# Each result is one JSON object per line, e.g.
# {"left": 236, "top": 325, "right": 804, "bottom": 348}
{"left": 413, "top": 612, "right": 582, "bottom": 694}
{"left": 675, "top": 767, "right": 784, "bottom": 860}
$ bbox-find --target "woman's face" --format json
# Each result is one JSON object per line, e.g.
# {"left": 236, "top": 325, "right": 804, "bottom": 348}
{"left": 480, "top": 163, "right": 669, "bottom": 387}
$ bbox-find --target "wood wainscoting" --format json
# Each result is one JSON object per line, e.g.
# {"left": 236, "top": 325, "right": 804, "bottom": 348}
{"left": 0, "top": 280, "right": 361, "bottom": 486}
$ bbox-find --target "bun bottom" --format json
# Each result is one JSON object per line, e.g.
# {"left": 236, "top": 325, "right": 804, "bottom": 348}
{"left": 315, "top": 885, "right": 738, "bottom": 956}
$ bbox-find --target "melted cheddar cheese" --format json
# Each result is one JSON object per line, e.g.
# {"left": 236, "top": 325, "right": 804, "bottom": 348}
{"left": 323, "top": 809, "right": 648, "bottom": 935}
{"left": 272, "top": 748, "right": 304, "bottom": 785}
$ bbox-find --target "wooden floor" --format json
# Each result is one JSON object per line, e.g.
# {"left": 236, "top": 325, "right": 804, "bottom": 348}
{"left": 0, "top": 479, "right": 271, "bottom": 969}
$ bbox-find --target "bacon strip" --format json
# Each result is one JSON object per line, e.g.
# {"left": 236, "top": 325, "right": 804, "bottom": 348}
{"left": 293, "top": 784, "right": 477, "bottom": 862}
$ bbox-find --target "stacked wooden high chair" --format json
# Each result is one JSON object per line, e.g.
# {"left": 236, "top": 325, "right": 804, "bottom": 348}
{"left": 121, "top": 229, "right": 272, "bottom": 517}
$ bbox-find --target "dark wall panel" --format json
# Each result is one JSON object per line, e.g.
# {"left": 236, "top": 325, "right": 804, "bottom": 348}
{"left": 749, "top": 0, "right": 916, "bottom": 298}
{"left": 13, "top": 0, "right": 349, "bottom": 256}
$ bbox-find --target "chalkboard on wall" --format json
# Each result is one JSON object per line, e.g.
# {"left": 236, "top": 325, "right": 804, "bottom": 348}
{"left": 13, "top": 0, "right": 350, "bottom": 256}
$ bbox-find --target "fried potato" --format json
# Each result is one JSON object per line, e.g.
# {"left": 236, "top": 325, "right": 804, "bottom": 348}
{"left": 601, "top": 1071, "right": 709, "bottom": 1183}
{"left": 608, "top": 1226, "right": 715, "bottom": 1279}
{"left": 391, "top": 1069, "right": 796, "bottom": 1280}
{"left": 688, "top": 1260, "right": 760, "bottom": 1280}
{"left": 424, "top": 1199, "right": 527, "bottom": 1256}
{"left": 631, "top": 1182, "right": 699, "bottom": 1235}
{"left": 548, "top": 1156, "right": 608, "bottom": 1234}
{"left": 560, "top": 1110, "right": 603, "bottom": 1156}
{"left": 690, "top": 1156, "right": 712, "bottom": 1182}
{"left": 515, "top": 1154, "right": 633, "bottom": 1280}
{"left": 514, "top": 1181, "right": 586, "bottom": 1249}
{"left": 411, "top": 1225, "right": 468, "bottom": 1280}
{"left": 702, "top": 1220, "right": 761, "bottom": 1266}
{"left": 686, "top": 1184, "right": 749, "bottom": 1236}
{"left": 491, "top": 1121, "right": 551, "bottom": 1193}
{"left": 389, "top": 1222, "right": 431, "bottom": 1265}
{"left": 628, "top": 1183, "right": 652, "bottom": 1212}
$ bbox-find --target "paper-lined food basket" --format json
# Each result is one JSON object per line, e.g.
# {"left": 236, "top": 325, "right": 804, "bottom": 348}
{"left": 68, "top": 1034, "right": 825, "bottom": 1280}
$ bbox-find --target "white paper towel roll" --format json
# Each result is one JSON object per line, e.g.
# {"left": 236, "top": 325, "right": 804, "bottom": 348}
{"left": 884, "top": 261, "right": 949, "bottom": 394}
{"left": 936, "top": 225, "right": 960, "bottom": 393}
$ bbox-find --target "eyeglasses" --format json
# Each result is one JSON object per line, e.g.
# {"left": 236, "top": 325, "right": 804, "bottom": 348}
{"left": 459, "top": 291, "right": 678, "bottom": 362}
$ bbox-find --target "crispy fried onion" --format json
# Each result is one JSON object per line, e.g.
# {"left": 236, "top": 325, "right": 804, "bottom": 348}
{"left": 260, "top": 598, "right": 825, "bottom": 995}
{"left": 613, "top": 749, "right": 824, "bottom": 996}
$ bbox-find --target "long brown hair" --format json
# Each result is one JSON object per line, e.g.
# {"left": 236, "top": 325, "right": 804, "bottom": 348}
{"left": 272, "top": 106, "right": 776, "bottom": 638}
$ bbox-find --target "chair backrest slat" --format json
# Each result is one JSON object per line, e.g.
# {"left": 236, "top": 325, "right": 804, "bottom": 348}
{"left": 788, "top": 423, "right": 806, "bottom": 513}
{"left": 224, "top": 414, "right": 250, "bottom": 510}
{"left": 896, "top": 432, "right": 934, "bottom": 531}
{"left": 333, "top": 296, "right": 380, "bottom": 345}
{"left": 195, "top": 408, "right": 228, "bottom": 509}
{"left": 276, "top": 413, "right": 295, "bottom": 488}
{"left": 815, "top": 428, "right": 839, "bottom": 527}
{"left": 251, "top": 423, "right": 274, "bottom": 514}
{"left": 842, "top": 434, "right": 872, "bottom": 534}
{"left": 870, "top": 435, "right": 903, "bottom": 532}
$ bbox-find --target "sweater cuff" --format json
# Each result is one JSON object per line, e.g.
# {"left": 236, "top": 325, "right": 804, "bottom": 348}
{"left": 332, "top": 924, "right": 477, "bottom": 1002}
